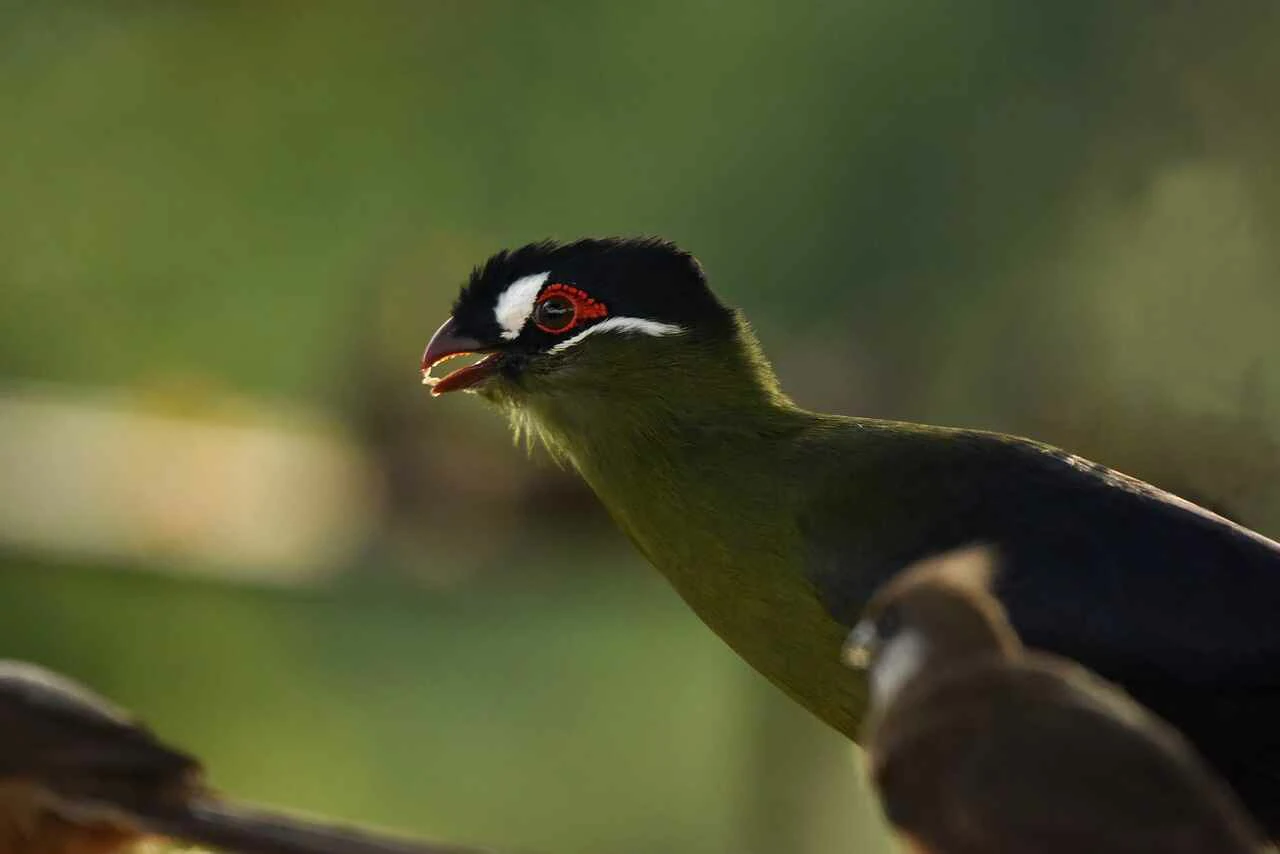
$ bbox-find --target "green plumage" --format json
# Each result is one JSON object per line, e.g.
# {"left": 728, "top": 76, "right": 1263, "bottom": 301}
{"left": 427, "top": 237, "right": 1280, "bottom": 832}
{"left": 483, "top": 315, "right": 908, "bottom": 738}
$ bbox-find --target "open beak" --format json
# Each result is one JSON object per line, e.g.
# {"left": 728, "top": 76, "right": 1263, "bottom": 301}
{"left": 420, "top": 318, "right": 501, "bottom": 396}
{"left": 842, "top": 621, "right": 878, "bottom": 670}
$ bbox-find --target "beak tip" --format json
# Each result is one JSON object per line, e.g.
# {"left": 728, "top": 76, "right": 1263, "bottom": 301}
{"left": 843, "top": 645, "right": 871, "bottom": 670}
{"left": 420, "top": 317, "right": 499, "bottom": 396}
{"left": 843, "top": 621, "right": 877, "bottom": 669}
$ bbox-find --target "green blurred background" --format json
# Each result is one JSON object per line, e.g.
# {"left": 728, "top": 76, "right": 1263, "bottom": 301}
{"left": 2, "top": 3, "right": 1280, "bottom": 853}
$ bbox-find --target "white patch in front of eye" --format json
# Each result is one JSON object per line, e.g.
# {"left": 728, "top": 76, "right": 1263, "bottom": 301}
{"left": 494, "top": 272, "right": 550, "bottom": 340}
{"left": 870, "top": 629, "right": 929, "bottom": 710}
{"left": 547, "top": 316, "right": 685, "bottom": 354}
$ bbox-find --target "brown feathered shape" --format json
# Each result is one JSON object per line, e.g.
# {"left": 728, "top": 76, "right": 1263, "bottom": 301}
{"left": 0, "top": 661, "right": 505, "bottom": 854}
{"left": 845, "top": 547, "right": 1267, "bottom": 854}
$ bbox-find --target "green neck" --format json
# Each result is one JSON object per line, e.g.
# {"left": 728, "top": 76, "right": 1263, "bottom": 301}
{"left": 518, "top": 316, "right": 798, "bottom": 460}
{"left": 499, "top": 314, "right": 867, "bottom": 738}
{"left": 506, "top": 314, "right": 812, "bottom": 562}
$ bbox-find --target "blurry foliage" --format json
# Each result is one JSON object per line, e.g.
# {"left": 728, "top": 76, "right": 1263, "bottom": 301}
{"left": 1, "top": 3, "right": 1279, "bottom": 854}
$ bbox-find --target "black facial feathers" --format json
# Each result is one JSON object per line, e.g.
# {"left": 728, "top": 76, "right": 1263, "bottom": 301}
{"left": 449, "top": 237, "right": 735, "bottom": 345}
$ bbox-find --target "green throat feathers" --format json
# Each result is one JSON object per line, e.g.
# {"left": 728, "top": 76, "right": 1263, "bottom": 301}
{"left": 477, "top": 311, "right": 872, "bottom": 737}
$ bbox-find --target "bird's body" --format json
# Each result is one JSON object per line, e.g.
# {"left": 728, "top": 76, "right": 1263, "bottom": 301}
{"left": 844, "top": 547, "right": 1265, "bottom": 854}
{"left": 868, "top": 654, "right": 1264, "bottom": 854}
{"left": 422, "top": 237, "right": 1280, "bottom": 832}
{"left": 0, "top": 660, "right": 199, "bottom": 854}
{"left": 0, "top": 779, "right": 142, "bottom": 854}
{"left": 0, "top": 660, "right": 496, "bottom": 854}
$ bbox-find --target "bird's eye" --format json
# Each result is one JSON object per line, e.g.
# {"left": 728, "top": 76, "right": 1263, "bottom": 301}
{"left": 528, "top": 283, "right": 607, "bottom": 336}
{"left": 534, "top": 295, "right": 577, "bottom": 332}
{"left": 878, "top": 606, "right": 903, "bottom": 638}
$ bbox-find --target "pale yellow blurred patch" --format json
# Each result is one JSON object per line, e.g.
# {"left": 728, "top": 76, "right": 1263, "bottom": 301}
{"left": 0, "top": 381, "right": 376, "bottom": 582}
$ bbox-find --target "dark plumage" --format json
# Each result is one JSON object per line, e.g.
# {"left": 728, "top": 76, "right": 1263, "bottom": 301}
{"left": 799, "top": 423, "right": 1280, "bottom": 823}
{"left": 450, "top": 238, "right": 733, "bottom": 344}
{"left": 845, "top": 547, "right": 1265, "bottom": 854}
{"left": 0, "top": 660, "right": 500, "bottom": 854}
{"left": 422, "top": 236, "right": 1280, "bottom": 833}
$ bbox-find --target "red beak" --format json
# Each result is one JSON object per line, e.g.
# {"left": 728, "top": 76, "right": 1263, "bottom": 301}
{"left": 420, "top": 318, "right": 502, "bottom": 396}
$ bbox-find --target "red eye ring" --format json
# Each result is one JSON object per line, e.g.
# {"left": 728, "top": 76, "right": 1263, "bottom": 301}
{"left": 533, "top": 283, "right": 607, "bottom": 334}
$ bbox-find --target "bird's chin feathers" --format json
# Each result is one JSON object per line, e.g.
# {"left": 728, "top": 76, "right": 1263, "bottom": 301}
{"left": 506, "top": 406, "right": 571, "bottom": 464}
{"left": 472, "top": 379, "right": 575, "bottom": 466}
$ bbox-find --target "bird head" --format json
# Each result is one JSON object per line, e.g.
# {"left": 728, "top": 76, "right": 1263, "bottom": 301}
{"left": 421, "top": 238, "right": 757, "bottom": 409}
{"left": 843, "top": 545, "right": 1020, "bottom": 708}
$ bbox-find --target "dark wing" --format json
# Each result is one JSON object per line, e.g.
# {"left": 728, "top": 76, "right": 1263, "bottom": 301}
{"left": 797, "top": 422, "right": 1280, "bottom": 830}
{"left": 870, "top": 657, "right": 1264, "bottom": 854}
{"left": 799, "top": 423, "right": 1280, "bottom": 682}
{"left": 0, "top": 660, "right": 199, "bottom": 809}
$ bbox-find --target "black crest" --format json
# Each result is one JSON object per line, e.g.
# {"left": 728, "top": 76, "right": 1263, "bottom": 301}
{"left": 450, "top": 237, "right": 735, "bottom": 343}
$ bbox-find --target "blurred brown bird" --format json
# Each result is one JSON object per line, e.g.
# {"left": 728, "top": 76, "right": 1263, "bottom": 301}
{"left": 844, "top": 546, "right": 1267, "bottom": 854}
{"left": 0, "top": 660, "right": 500, "bottom": 854}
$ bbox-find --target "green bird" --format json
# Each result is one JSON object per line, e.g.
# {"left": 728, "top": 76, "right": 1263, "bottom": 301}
{"left": 420, "top": 237, "right": 1280, "bottom": 834}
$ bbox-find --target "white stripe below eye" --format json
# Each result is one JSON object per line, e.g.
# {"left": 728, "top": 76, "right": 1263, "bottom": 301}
{"left": 494, "top": 272, "right": 550, "bottom": 340}
{"left": 547, "top": 316, "right": 685, "bottom": 354}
